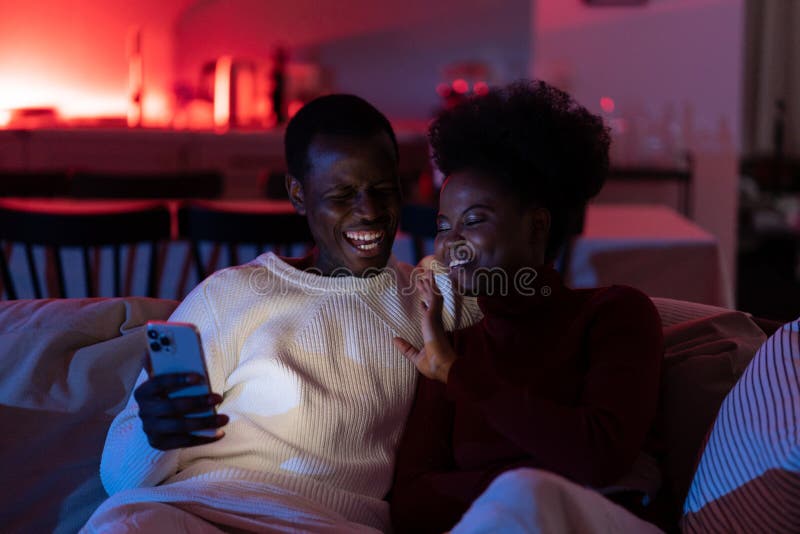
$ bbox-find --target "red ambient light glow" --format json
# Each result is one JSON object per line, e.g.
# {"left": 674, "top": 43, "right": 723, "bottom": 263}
{"left": 452, "top": 79, "right": 469, "bottom": 94}
{"left": 600, "top": 96, "right": 616, "bottom": 113}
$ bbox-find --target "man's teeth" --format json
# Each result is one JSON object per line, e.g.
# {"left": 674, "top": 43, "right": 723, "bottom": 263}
{"left": 345, "top": 231, "right": 383, "bottom": 241}
{"left": 345, "top": 230, "right": 384, "bottom": 250}
{"left": 449, "top": 258, "right": 470, "bottom": 268}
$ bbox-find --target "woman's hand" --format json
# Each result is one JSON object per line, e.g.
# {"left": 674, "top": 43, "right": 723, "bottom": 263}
{"left": 393, "top": 271, "right": 458, "bottom": 383}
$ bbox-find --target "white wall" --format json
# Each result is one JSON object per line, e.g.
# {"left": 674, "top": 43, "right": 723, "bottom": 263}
{"left": 532, "top": 0, "right": 745, "bottom": 297}
{"left": 173, "top": 0, "right": 531, "bottom": 120}
{"left": 2, "top": 0, "right": 531, "bottom": 123}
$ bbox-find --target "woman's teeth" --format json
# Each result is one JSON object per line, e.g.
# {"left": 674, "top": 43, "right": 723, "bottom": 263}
{"left": 449, "top": 258, "right": 470, "bottom": 268}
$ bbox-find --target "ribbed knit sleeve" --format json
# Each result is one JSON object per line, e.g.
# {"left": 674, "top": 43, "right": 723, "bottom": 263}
{"left": 99, "top": 368, "right": 180, "bottom": 495}
{"left": 435, "top": 272, "right": 482, "bottom": 331}
{"left": 99, "top": 282, "right": 224, "bottom": 495}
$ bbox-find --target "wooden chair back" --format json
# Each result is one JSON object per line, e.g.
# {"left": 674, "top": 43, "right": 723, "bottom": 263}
{"left": 178, "top": 201, "right": 313, "bottom": 280}
{"left": 0, "top": 200, "right": 171, "bottom": 299}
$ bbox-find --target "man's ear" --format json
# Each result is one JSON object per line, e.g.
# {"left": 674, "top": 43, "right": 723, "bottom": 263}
{"left": 286, "top": 174, "right": 306, "bottom": 215}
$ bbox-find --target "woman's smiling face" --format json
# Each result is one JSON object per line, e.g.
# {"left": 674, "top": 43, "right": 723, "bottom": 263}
{"left": 434, "top": 169, "right": 549, "bottom": 295}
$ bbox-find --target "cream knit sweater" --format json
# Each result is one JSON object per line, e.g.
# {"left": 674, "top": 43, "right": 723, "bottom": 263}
{"left": 98, "top": 252, "right": 477, "bottom": 531}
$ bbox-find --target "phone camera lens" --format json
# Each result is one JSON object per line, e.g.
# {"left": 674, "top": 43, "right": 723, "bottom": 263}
{"left": 150, "top": 341, "right": 161, "bottom": 352}
{"left": 160, "top": 336, "right": 171, "bottom": 346}
{"left": 147, "top": 330, "right": 158, "bottom": 339}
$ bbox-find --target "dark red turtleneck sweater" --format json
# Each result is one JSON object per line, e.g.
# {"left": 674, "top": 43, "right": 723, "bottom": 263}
{"left": 390, "top": 267, "right": 663, "bottom": 533}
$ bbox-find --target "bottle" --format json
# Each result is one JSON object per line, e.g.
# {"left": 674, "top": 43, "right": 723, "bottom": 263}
{"left": 270, "top": 46, "right": 288, "bottom": 125}
{"left": 127, "top": 27, "right": 143, "bottom": 128}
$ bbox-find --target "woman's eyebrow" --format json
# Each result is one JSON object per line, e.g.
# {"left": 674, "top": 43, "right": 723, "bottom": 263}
{"left": 463, "top": 203, "right": 495, "bottom": 213}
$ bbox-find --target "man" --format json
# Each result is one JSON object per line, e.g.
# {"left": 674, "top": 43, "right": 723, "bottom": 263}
{"left": 84, "top": 95, "right": 477, "bottom": 533}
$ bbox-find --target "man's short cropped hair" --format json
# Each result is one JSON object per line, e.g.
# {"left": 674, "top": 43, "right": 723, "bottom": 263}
{"left": 284, "top": 94, "right": 399, "bottom": 182}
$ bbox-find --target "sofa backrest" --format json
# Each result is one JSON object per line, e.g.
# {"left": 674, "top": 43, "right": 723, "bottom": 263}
{"left": 0, "top": 296, "right": 770, "bottom": 533}
{"left": 0, "top": 297, "right": 178, "bottom": 534}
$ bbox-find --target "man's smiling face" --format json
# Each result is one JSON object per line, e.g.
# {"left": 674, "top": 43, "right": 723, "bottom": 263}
{"left": 290, "top": 131, "right": 401, "bottom": 277}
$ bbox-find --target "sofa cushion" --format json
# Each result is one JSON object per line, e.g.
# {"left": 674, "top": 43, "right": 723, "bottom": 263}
{"left": 656, "top": 312, "right": 767, "bottom": 504}
{"left": 681, "top": 319, "right": 800, "bottom": 533}
{"left": 0, "top": 297, "right": 177, "bottom": 534}
{"left": 641, "top": 301, "right": 768, "bottom": 527}
{"left": 650, "top": 297, "right": 736, "bottom": 328}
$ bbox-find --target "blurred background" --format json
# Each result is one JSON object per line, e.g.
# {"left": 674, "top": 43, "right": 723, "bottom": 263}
{"left": 0, "top": 0, "right": 797, "bottom": 320}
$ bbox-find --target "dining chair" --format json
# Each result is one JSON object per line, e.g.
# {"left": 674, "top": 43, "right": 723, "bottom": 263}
{"left": 260, "top": 170, "right": 290, "bottom": 200}
{"left": 69, "top": 170, "right": 224, "bottom": 199}
{"left": 606, "top": 153, "right": 694, "bottom": 217}
{"left": 400, "top": 204, "right": 438, "bottom": 265}
{"left": 0, "top": 199, "right": 172, "bottom": 299}
{"left": 177, "top": 200, "right": 314, "bottom": 281}
{"left": 0, "top": 170, "right": 70, "bottom": 197}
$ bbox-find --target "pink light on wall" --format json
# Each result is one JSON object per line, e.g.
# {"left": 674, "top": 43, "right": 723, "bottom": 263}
{"left": 287, "top": 99, "right": 304, "bottom": 119}
{"left": 0, "top": 71, "right": 128, "bottom": 120}
{"left": 0, "top": 0, "right": 188, "bottom": 128}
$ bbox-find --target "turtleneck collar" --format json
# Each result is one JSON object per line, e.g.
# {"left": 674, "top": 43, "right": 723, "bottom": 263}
{"left": 476, "top": 263, "right": 565, "bottom": 318}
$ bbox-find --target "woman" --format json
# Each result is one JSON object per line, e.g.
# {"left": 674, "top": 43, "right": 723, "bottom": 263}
{"left": 390, "top": 81, "right": 664, "bottom": 533}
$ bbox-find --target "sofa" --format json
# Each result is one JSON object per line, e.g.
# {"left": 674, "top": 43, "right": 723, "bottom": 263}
{"left": 0, "top": 296, "right": 786, "bottom": 533}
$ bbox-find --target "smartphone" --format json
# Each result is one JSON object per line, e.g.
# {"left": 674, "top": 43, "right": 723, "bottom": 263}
{"left": 145, "top": 321, "right": 218, "bottom": 438}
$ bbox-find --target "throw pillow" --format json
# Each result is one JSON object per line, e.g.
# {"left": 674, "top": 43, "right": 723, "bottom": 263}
{"left": 681, "top": 318, "right": 800, "bottom": 533}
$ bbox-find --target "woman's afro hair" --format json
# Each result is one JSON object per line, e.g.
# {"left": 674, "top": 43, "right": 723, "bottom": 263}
{"left": 429, "top": 79, "right": 611, "bottom": 261}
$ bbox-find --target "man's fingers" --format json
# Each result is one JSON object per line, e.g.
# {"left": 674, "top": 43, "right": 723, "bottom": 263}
{"left": 142, "top": 413, "right": 228, "bottom": 436}
{"left": 148, "top": 431, "right": 225, "bottom": 451}
{"left": 392, "top": 337, "right": 421, "bottom": 364}
{"left": 134, "top": 373, "right": 204, "bottom": 401}
{"left": 139, "top": 393, "right": 222, "bottom": 418}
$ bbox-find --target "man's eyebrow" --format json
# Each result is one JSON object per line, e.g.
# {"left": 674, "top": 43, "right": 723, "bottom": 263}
{"left": 321, "top": 184, "right": 352, "bottom": 194}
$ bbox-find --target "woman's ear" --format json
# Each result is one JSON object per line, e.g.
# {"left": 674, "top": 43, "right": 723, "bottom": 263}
{"left": 531, "top": 207, "right": 551, "bottom": 239}
{"left": 527, "top": 207, "right": 551, "bottom": 263}
{"left": 286, "top": 174, "right": 306, "bottom": 215}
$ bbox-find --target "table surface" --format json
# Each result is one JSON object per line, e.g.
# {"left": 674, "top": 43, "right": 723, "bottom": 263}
{"left": 582, "top": 204, "right": 715, "bottom": 241}
{"left": 572, "top": 204, "right": 731, "bottom": 308}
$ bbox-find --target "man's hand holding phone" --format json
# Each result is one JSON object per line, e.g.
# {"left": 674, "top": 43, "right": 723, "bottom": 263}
{"left": 136, "top": 321, "right": 228, "bottom": 451}
{"left": 134, "top": 372, "right": 228, "bottom": 450}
